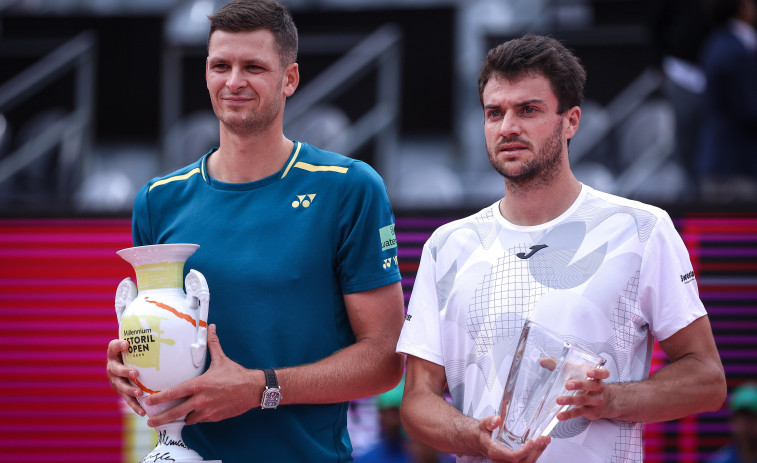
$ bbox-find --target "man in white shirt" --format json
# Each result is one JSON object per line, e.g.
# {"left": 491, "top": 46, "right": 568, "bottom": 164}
{"left": 397, "top": 34, "right": 726, "bottom": 463}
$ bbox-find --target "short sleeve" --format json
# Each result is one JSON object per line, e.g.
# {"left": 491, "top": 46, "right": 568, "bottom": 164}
{"left": 335, "top": 161, "right": 401, "bottom": 294}
{"left": 638, "top": 212, "right": 707, "bottom": 341}
{"left": 396, "top": 237, "right": 445, "bottom": 366}
{"left": 131, "top": 182, "right": 154, "bottom": 247}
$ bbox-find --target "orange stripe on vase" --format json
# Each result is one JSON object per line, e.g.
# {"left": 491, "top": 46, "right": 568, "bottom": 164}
{"left": 134, "top": 378, "right": 160, "bottom": 394}
{"left": 143, "top": 297, "right": 207, "bottom": 328}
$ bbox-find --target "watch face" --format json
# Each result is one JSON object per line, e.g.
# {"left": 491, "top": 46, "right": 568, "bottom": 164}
{"left": 262, "top": 389, "right": 281, "bottom": 408}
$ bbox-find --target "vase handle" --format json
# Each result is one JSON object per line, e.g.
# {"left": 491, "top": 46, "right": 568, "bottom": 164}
{"left": 185, "top": 269, "right": 210, "bottom": 368}
{"left": 115, "top": 278, "right": 137, "bottom": 323}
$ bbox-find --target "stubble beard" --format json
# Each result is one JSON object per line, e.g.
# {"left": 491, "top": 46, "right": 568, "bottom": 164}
{"left": 487, "top": 120, "right": 565, "bottom": 194}
{"left": 214, "top": 85, "right": 283, "bottom": 135}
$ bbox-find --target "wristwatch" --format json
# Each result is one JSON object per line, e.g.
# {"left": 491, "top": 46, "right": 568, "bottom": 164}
{"left": 261, "top": 368, "right": 282, "bottom": 409}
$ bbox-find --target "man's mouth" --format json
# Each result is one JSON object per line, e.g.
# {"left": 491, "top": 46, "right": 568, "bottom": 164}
{"left": 498, "top": 143, "right": 530, "bottom": 154}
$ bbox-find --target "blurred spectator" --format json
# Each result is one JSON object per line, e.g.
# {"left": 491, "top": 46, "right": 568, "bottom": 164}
{"left": 650, "top": 0, "right": 712, "bottom": 193}
{"left": 356, "top": 377, "right": 454, "bottom": 463}
{"left": 708, "top": 383, "right": 757, "bottom": 463}
{"left": 697, "top": 0, "right": 757, "bottom": 202}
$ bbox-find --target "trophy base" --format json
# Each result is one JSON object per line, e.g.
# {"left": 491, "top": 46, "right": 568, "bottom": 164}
{"left": 139, "top": 421, "right": 222, "bottom": 463}
{"left": 139, "top": 447, "right": 222, "bottom": 463}
{"left": 139, "top": 446, "right": 222, "bottom": 463}
{"left": 493, "top": 429, "right": 525, "bottom": 450}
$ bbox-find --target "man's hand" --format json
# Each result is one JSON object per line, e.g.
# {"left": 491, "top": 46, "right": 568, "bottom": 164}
{"left": 555, "top": 367, "right": 612, "bottom": 421}
{"left": 106, "top": 338, "right": 145, "bottom": 416}
{"left": 479, "top": 415, "right": 550, "bottom": 463}
{"left": 143, "top": 324, "right": 261, "bottom": 428}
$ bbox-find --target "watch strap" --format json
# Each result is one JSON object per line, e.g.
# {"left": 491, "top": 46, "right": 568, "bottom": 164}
{"left": 261, "top": 368, "right": 281, "bottom": 409}
{"left": 263, "top": 368, "right": 278, "bottom": 388}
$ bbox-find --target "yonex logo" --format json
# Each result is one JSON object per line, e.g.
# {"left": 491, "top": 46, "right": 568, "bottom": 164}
{"left": 517, "top": 244, "right": 548, "bottom": 259}
{"left": 292, "top": 194, "right": 316, "bottom": 208}
{"left": 405, "top": 313, "right": 412, "bottom": 321}
{"left": 383, "top": 256, "right": 399, "bottom": 269}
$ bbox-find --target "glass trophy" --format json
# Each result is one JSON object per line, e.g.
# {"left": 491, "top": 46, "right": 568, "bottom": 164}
{"left": 492, "top": 320, "right": 606, "bottom": 449}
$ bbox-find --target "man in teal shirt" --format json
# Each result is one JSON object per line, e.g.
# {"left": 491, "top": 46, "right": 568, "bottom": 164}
{"left": 106, "top": 1, "right": 405, "bottom": 461}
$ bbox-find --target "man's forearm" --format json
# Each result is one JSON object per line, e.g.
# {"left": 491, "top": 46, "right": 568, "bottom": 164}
{"left": 605, "top": 353, "right": 726, "bottom": 423}
{"left": 400, "top": 387, "right": 483, "bottom": 457}
{"left": 275, "top": 338, "right": 404, "bottom": 406}
{"left": 270, "top": 283, "right": 406, "bottom": 406}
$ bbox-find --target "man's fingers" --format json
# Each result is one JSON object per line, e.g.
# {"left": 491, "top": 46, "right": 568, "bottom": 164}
{"left": 107, "top": 338, "right": 128, "bottom": 361}
{"left": 147, "top": 401, "right": 192, "bottom": 428}
{"left": 185, "top": 409, "right": 205, "bottom": 426}
{"left": 587, "top": 367, "right": 610, "bottom": 380}
{"left": 145, "top": 378, "right": 195, "bottom": 407}
{"left": 539, "top": 357, "right": 558, "bottom": 371}
{"left": 479, "top": 414, "right": 502, "bottom": 432}
{"left": 566, "top": 378, "right": 604, "bottom": 393}
{"left": 206, "top": 324, "right": 226, "bottom": 361}
{"left": 514, "top": 436, "right": 550, "bottom": 462}
{"left": 490, "top": 435, "right": 550, "bottom": 463}
{"left": 123, "top": 395, "right": 146, "bottom": 416}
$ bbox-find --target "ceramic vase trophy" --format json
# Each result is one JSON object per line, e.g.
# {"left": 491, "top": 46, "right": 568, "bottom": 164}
{"left": 114, "top": 243, "right": 220, "bottom": 463}
{"left": 493, "top": 320, "right": 606, "bottom": 449}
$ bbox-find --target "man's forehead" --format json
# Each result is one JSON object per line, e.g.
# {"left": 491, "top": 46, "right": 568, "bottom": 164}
{"left": 483, "top": 73, "right": 556, "bottom": 105}
{"left": 208, "top": 29, "right": 276, "bottom": 52}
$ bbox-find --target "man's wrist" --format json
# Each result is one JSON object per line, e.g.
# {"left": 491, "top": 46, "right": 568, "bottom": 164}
{"left": 261, "top": 368, "right": 282, "bottom": 409}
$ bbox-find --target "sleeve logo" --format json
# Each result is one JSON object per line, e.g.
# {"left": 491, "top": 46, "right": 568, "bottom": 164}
{"left": 680, "top": 270, "right": 695, "bottom": 284}
{"left": 379, "top": 224, "right": 397, "bottom": 251}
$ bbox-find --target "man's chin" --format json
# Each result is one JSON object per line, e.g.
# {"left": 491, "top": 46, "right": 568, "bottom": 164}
{"left": 490, "top": 161, "right": 530, "bottom": 179}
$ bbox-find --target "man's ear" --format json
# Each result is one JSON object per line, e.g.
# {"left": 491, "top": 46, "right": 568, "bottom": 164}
{"left": 564, "top": 106, "right": 581, "bottom": 140}
{"left": 283, "top": 63, "right": 299, "bottom": 98}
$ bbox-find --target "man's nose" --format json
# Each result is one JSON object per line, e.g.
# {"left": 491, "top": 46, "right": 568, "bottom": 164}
{"left": 226, "top": 67, "right": 247, "bottom": 91}
{"left": 498, "top": 112, "right": 521, "bottom": 137}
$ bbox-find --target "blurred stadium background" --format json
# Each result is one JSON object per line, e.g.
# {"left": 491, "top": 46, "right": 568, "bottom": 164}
{"left": 0, "top": 0, "right": 755, "bottom": 462}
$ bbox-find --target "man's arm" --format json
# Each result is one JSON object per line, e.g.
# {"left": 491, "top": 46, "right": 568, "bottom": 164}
{"left": 557, "top": 315, "right": 726, "bottom": 423}
{"left": 400, "top": 355, "right": 550, "bottom": 463}
{"left": 275, "top": 281, "right": 405, "bottom": 404}
{"left": 143, "top": 281, "right": 406, "bottom": 427}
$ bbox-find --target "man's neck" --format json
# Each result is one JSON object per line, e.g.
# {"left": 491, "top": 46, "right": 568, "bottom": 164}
{"left": 499, "top": 172, "right": 582, "bottom": 226}
{"left": 207, "top": 127, "right": 294, "bottom": 183}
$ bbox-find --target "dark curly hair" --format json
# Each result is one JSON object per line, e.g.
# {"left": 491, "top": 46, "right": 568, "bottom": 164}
{"left": 478, "top": 34, "right": 586, "bottom": 114}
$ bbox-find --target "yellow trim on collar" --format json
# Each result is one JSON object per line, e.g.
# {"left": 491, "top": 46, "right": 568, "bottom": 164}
{"left": 148, "top": 168, "right": 202, "bottom": 191}
{"left": 280, "top": 141, "right": 303, "bottom": 179}
{"left": 293, "top": 162, "right": 349, "bottom": 174}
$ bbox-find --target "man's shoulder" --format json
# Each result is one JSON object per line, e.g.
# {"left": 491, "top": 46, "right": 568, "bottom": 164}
{"left": 583, "top": 185, "right": 669, "bottom": 220}
{"left": 295, "top": 142, "right": 355, "bottom": 167}
{"left": 294, "top": 142, "right": 381, "bottom": 180}
{"left": 140, "top": 156, "right": 207, "bottom": 196}
{"left": 425, "top": 203, "right": 499, "bottom": 253}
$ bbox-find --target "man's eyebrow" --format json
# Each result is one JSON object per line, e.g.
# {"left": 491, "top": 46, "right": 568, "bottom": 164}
{"left": 484, "top": 99, "right": 547, "bottom": 110}
{"left": 515, "top": 99, "right": 546, "bottom": 106}
{"left": 208, "top": 56, "right": 270, "bottom": 67}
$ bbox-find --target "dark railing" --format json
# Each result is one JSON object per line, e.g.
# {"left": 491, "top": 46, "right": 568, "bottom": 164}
{"left": 0, "top": 31, "right": 96, "bottom": 209}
